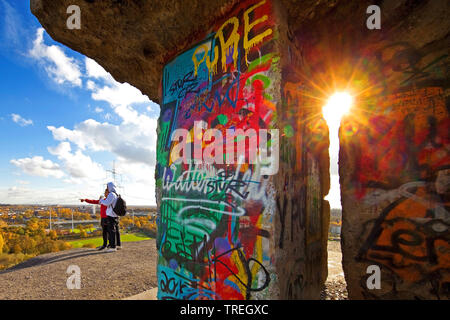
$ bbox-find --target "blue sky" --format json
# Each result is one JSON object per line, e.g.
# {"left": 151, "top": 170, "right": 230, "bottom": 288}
{"left": 0, "top": 0, "right": 341, "bottom": 208}
{"left": 0, "top": 0, "right": 159, "bottom": 205}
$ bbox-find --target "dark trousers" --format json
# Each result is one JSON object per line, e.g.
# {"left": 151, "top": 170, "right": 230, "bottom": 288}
{"left": 115, "top": 218, "right": 121, "bottom": 246}
{"left": 100, "top": 218, "right": 108, "bottom": 246}
{"left": 106, "top": 216, "right": 117, "bottom": 248}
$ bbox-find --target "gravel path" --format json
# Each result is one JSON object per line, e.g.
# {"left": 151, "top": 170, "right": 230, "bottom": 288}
{"left": 321, "top": 240, "right": 348, "bottom": 300}
{"left": 0, "top": 240, "right": 157, "bottom": 300}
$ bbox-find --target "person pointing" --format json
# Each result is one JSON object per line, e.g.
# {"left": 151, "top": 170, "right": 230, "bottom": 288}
{"left": 100, "top": 182, "right": 118, "bottom": 252}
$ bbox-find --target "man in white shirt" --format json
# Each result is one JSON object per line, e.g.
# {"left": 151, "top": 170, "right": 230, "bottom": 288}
{"left": 100, "top": 182, "right": 118, "bottom": 252}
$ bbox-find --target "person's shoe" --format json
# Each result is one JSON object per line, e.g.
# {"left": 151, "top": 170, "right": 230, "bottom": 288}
{"left": 97, "top": 245, "right": 107, "bottom": 251}
{"left": 116, "top": 246, "right": 122, "bottom": 250}
{"left": 106, "top": 248, "right": 117, "bottom": 253}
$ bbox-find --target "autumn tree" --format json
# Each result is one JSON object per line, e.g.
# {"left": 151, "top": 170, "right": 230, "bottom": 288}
{"left": 0, "top": 231, "right": 4, "bottom": 253}
{"left": 49, "top": 230, "right": 57, "bottom": 240}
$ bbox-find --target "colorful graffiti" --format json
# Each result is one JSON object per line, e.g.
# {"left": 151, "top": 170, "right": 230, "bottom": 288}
{"left": 156, "top": 0, "right": 278, "bottom": 300}
{"left": 342, "top": 87, "right": 449, "bottom": 298}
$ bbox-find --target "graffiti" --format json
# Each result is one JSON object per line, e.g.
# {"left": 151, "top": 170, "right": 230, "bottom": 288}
{"left": 156, "top": 0, "right": 276, "bottom": 300}
{"left": 375, "top": 43, "right": 448, "bottom": 87}
{"left": 358, "top": 171, "right": 450, "bottom": 298}
{"left": 168, "top": 120, "right": 279, "bottom": 171}
{"left": 343, "top": 87, "right": 450, "bottom": 298}
{"left": 169, "top": 71, "right": 200, "bottom": 100}
{"left": 343, "top": 87, "right": 449, "bottom": 199}
{"left": 162, "top": 163, "right": 270, "bottom": 203}
{"left": 276, "top": 191, "right": 304, "bottom": 249}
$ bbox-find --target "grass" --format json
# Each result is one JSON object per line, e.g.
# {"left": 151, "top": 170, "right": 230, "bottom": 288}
{"left": 0, "top": 253, "right": 36, "bottom": 271}
{"left": 68, "top": 232, "right": 152, "bottom": 248}
{"left": 70, "top": 227, "right": 97, "bottom": 234}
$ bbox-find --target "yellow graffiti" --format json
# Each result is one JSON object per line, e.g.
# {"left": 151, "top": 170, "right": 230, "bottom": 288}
{"left": 192, "top": 44, "right": 209, "bottom": 77}
{"left": 192, "top": 41, "right": 219, "bottom": 78}
{"left": 229, "top": 246, "right": 249, "bottom": 298}
{"left": 244, "top": 0, "right": 272, "bottom": 64}
{"left": 192, "top": 0, "right": 273, "bottom": 75}
{"left": 205, "top": 43, "right": 219, "bottom": 76}
{"left": 251, "top": 214, "right": 263, "bottom": 281}
{"left": 215, "top": 16, "right": 240, "bottom": 72}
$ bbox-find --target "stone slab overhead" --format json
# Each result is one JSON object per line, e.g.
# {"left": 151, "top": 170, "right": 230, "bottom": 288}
{"left": 29, "top": 0, "right": 419, "bottom": 104}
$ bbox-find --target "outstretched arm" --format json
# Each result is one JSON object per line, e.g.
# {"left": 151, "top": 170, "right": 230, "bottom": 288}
{"left": 84, "top": 199, "right": 100, "bottom": 205}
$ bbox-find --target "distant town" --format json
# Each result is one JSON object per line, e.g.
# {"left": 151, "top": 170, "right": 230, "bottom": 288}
{"left": 0, "top": 204, "right": 157, "bottom": 270}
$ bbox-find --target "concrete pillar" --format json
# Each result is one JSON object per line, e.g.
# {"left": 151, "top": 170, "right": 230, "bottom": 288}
{"left": 155, "top": 0, "right": 329, "bottom": 300}
{"left": 277, "top": 0, "right": 449, "bottom": 300}
{"left": 340, "top": 76, "right": 449, "bottom": 299}
{"left": 333, "top": 4, "right": 450, "bottom": 300}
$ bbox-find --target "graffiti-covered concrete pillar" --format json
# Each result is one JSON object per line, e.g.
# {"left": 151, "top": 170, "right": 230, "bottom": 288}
{"left": 334, "top": 5, "right": 450, "bottom": 300}
{"left": 340, "top": 76, "right": 449, "bottom": 298}
{"left": 155, "top": 0, "right": 329, "bottom": 300}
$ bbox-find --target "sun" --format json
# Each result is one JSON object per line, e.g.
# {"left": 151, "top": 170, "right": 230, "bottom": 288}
{"left": 322, "top": 92, "right": 353, "bottom": 128}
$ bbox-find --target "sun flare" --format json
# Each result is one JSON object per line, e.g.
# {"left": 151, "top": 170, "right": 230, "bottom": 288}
{"left": 322, "top": 92, "right": 353, "bottom": 128}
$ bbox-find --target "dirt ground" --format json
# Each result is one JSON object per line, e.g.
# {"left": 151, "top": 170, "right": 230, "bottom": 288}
{"left": 0, "top": 240, "right": 157, "bottom": 300}
{"left": 321, "top": 239, "right": 348, "bottom": 300}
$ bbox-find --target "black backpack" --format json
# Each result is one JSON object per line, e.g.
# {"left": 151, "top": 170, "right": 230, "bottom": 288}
{"left": 112, "top": 192, "right": 127, "bottom": 216}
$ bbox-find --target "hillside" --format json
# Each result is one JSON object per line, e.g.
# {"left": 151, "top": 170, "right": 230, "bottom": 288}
{"left": 0, "top": 240, "right": 157, "bottom": 300}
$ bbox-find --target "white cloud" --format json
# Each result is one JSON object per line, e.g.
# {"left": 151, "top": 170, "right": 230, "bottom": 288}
{"left": 85, "top": 57, "right": 110, "bottom": 79}
{"left": 109, "top": 160, "right": 156, "bottom": 204}
{"left": 48, "top": 142, "right": 105, "bottom": 181}
{"left": 89, "top": 79, "right": 150, "bottom": 107}
{"left": 86, "top": 80, "right": 96, "bottom": 90}
{"left": 84, "top": 57, "right": 148, "bottom": 105}
{"left": 29, "top": 28, "right": 82, "bottom": 87}
{"left": 11, "top": 113, "right": 33, "bottom": 126}
{"left": 15, "top": 47, "right": 159, "bottom": 204}
{"left": 47, "top": 58, "right": 158, "bottom": 167}
{"left": 10, "top": 156, "right": 65, "bottom": 179}
{"left": 48, "top": 117, "right": 156, "bottom": 166}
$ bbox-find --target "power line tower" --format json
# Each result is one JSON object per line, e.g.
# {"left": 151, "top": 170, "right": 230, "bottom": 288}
{"left": 106, "top": 160, "right": 124, "bottom": 192}
{"left": 106, "top": 160, "right": 130, "bottom": 227}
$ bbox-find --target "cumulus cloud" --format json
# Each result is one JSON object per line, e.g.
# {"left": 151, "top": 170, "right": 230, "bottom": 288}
{"left": 48, "top": 142, "right": 105, "bottom": 181}
{"left": 112, "top": 160, "right": 156, "bottom": 204}
{"left": 88, "top": 79, "right": 150, "bottom": 107}
{"left": 45, "top": 58, "right": 158, "bottom": 167}
{"left": 85, "top": 57, "right": 110, "bottom": 79}
{"left": 10, "top": 156, "right": 65, "bottom": 179}
{"left": 11, "top": 113, "right": 33, "bottom": 126}
{"left": 16, "top": 40, "right": 159, "bottom": 204}
{"left": 29, "top": 28, "right": 82, "bottom": 87}
{"left": 48, "top": 117, "right": 156, "bottom": 166}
